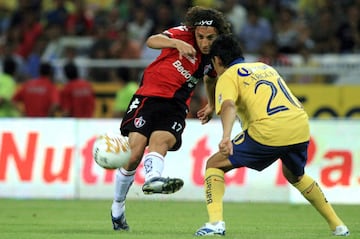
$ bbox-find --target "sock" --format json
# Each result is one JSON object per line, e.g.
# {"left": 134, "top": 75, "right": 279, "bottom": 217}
{"left": 205, "top": 168, "right": 225, "bottom": 223}
{"left": 112, "top": 167, "right": 136, "bottom": 217}
{"left": 143, "top": 152, "right": 164, "bottom": 182}
{"left": 292, "top": 174, "right": 344, "bottom": 230}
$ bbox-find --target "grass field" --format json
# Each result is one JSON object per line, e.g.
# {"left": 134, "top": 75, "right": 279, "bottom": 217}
{"left": 1, "top": 199, "right": 358, "bottom": 239}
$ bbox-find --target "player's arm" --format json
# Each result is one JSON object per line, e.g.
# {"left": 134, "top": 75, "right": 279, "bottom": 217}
{"left": 204, "top": 75, "right": 217, "bottom": 110}
{"left": 197, "top": 75, "right": 217, "bottom": 124}
{"left": 218, "top": 99, "right": 236, "bottom": 156}
{"left": 146, "top": 33, "right": 196, "bottom": 59}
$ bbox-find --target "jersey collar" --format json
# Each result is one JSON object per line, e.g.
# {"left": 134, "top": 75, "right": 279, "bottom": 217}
{"left": 228, "top": 58, "right": 244, "bottom": 67}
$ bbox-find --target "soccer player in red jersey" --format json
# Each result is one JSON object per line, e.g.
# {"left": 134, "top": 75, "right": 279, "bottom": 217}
{"left": 60, "top": 62, "right": 95, "bottom": 118}
{"left": 13, "top": 62, "right": 60, "bottom": 117}
{"left": 111, "top": 6, "right": 231, "bottom": 231}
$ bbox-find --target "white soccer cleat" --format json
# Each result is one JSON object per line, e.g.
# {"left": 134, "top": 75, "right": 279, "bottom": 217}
{"left": 194, "top": 221, "right": 226, "bottom": 236}
{"left": 333, "top": 225, "right": 350, "bottom": 236}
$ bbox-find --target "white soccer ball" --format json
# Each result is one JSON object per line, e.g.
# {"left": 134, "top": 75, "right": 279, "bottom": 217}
{"left": 92, "top": 132, "right": 131, "bottom": 169}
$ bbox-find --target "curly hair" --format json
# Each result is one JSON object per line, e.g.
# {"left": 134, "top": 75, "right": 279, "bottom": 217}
{"left": 183, "top": 6, "right": 231, "bottom": 35}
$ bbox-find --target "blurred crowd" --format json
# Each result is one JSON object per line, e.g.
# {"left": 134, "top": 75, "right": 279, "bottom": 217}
{"left": 0, "top": 0, "right": 360, "bottom": 118}
{"left": 0, "top": 0, "right": 360, "bottom": 80}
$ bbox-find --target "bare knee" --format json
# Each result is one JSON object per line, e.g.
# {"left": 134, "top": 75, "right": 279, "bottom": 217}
{"left": 282, "top": 165, "right": 303, "bottom": 184}
{"left": 206, "top": 152, "right": 234, "bottom": 172}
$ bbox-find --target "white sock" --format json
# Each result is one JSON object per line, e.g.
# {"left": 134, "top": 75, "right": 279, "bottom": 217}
{"left": 143, "top": 152, "right": 164, "bottom": 182}
{"left": 112, "top": 167, "right": 136, "bottom": 217}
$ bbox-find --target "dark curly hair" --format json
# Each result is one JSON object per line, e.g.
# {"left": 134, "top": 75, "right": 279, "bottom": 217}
{"left": 183, "top": 6, "right": 231, "bottom": 35}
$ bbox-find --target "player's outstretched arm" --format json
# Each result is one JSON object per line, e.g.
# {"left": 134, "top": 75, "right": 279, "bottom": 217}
{"left": 146, "top": 34, "right": 196, "bottom": 59}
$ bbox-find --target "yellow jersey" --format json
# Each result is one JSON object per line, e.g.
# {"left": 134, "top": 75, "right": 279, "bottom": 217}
{"left": 215, "top": 60, "right": 310, "bottom": 146}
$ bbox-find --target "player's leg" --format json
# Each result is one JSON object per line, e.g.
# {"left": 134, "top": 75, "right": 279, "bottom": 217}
{"left": 142, "top": 102, "right": 186, "bottom": 194}
{"left": 281, "top": 145, "right": 349, "bottom": 236}
{"left": 111, "top": 131, "right": 147, "bottom": 231}
{"left": 194, "top": 151, "right": 233, "bottom": 236}
{"left": 195, "top": 131, "right": 278, "bottom": 236}
{"left": 142, "top": 130, "right": 184, "bottom": 194}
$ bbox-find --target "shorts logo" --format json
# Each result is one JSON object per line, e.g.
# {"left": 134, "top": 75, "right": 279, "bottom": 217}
{"left": 233, "top": 132, "right": 245, "bottom": 145}
{"left": 134, "top": 116, "right": 146, "bottom": 128}
{"left": 127, "top": 97, "right": 140, "bottom": 113}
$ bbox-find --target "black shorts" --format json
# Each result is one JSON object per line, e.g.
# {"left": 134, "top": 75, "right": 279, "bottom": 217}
{"left": 120, "top": 95, "right": 187, "bottom": 151}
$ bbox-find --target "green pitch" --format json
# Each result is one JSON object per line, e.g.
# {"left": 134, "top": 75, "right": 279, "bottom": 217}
{"left": 0, "top": 199, "right": 357, "bottom": 239}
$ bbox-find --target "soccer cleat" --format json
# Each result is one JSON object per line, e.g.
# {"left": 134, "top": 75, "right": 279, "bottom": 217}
{"left": 194, "top": 221, "right": 226, "bottom": 236}
{"left": 333, "top": 225, "right": 350, "bottom": 236}
{"left": 142, "top": 177, "right": 184, "bottom": 194}
{"left": 111, "top": 211, "right": 130, "bottom": 231}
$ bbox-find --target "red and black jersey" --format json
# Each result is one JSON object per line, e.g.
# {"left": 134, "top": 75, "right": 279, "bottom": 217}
{"left": 136, "top": 25, "right": 216, "bottom": 109}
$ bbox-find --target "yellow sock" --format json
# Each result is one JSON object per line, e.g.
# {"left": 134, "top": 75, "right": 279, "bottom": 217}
{"left": 205, "top": 168, "right": 225, "bottom": 223}
{"left": 292, "top": 174, "right": 344, "bottom": 230}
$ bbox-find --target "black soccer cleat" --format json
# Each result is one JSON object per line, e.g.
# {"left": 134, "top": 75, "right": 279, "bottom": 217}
{"left": 142, "top": 177, "right": 184, "bottom": 194}
{"left": 111, "top": 211, "right": 130, "bottom": 231}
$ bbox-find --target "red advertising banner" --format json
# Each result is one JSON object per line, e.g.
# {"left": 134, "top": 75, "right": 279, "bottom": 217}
{"left": 0, "top": 119, "right": 359, "bottom": 203}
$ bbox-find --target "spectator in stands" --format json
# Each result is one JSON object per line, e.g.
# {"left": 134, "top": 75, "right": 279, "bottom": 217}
{"left": 170, "top": 0, "right": 191, "bottom": 25}
{"left": 257, "top": 40, "right": 292, "bottom": 67}
{"left": 23, "top": 36, "right": 48, "bottom": 78}
{"left": 237, "top": 6, "right": 273, "bottom": 54}
{"left": 0, "top": 57, "right": 20, "bottom": 117}
{"left": 336, "top": 4, "right": 360, "bottom": 53}
{"left": 88, "top": 25, "right": 112, "bottom": 82}
{"left": 65, "top": 0, "right": 94, "bottom": 36}
{"left": 112, "top": 67, "right": 138, "bottom": 118}
{"left": 60, "top": 61, "right": 95, "bottom": 118}
{"left": 13, "top": 8, "right": 43, "bottom": 59}
{"left": 252, "top": 0, "right": 276, "bottom": 25}
{"left": 109, "top": 25, "right": 142, "bottom": 59}
{"left": 43, "top": 0, "right": 69, "bottom": 26}
{"left": 273, "top": 5, "right": 299, "bottom": 53}
{"left": 292, "top": 43, "right": 326, "bottom": 84}
{"left": 105, "top": 7, "right": 125, "bottom": 40}
{"left": 112, "top": 0, "right": 132, "bottom": 22}
{"left": 0, "top": 37, "right": 27, "bottom": 83}
{"left": 310, "top": 7, "right": 339, "bottom": 53}
{"left": 146, "top": 3, "right": 176, "bottom": 38}
{"left": 220, "top": 0, "right": 247, "bottom": 36}
{"left": 41, "top": 23, "right": 65, "bottom": 61}
{"left": 127, "top": 6, "right": 153, "bottom": 47}
{"left": 12, "top": 62, "right": 60, "bottom": 117}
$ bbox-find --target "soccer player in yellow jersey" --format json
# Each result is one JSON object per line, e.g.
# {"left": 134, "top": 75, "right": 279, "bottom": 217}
{"left": 194, "top": 34, "right": 349, "bottom": 237}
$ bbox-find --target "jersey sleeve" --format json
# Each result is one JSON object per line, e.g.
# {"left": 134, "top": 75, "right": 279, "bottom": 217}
{"left": 215, "top": 73, "right": 239, "bottom": 115}
{"left": 163, "top": 26, "right": 191, "bottom": 40}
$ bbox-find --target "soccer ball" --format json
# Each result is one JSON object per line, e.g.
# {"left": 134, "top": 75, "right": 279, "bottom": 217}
{"left": 92, "top": 132, "right": 131, "bottom": 169}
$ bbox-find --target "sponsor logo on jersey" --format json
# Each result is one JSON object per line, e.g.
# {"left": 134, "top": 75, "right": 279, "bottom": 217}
{"left": 237, "top": 67, "right": 252, "bottom": 77}
{"left": 173, "top": 60, "right": 192, "bottom": 79}
{"left": 186, "top": 76, "right": 200, "bottom": 88}
{"left": 134, "top": 116, "right": 146, "bottom": 128}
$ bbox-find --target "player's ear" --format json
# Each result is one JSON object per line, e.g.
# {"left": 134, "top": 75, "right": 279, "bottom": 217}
{"left": 213, "top": 56, "right": 223, "bottom": 67}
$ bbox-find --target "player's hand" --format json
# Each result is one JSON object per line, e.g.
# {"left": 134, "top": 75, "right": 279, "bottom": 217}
{"left": 175, "top": 40, "right": 196, "bottom": 60}
{"left": 219, "top": 137, "right": 233, "bottom": 156}
{"left": 197, "top": 104, "right": 214, "bottom": 124}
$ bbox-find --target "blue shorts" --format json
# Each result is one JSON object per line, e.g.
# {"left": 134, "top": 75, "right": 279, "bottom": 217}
{"left": 228, "top": 131, "right": 309, "bottom": 176}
